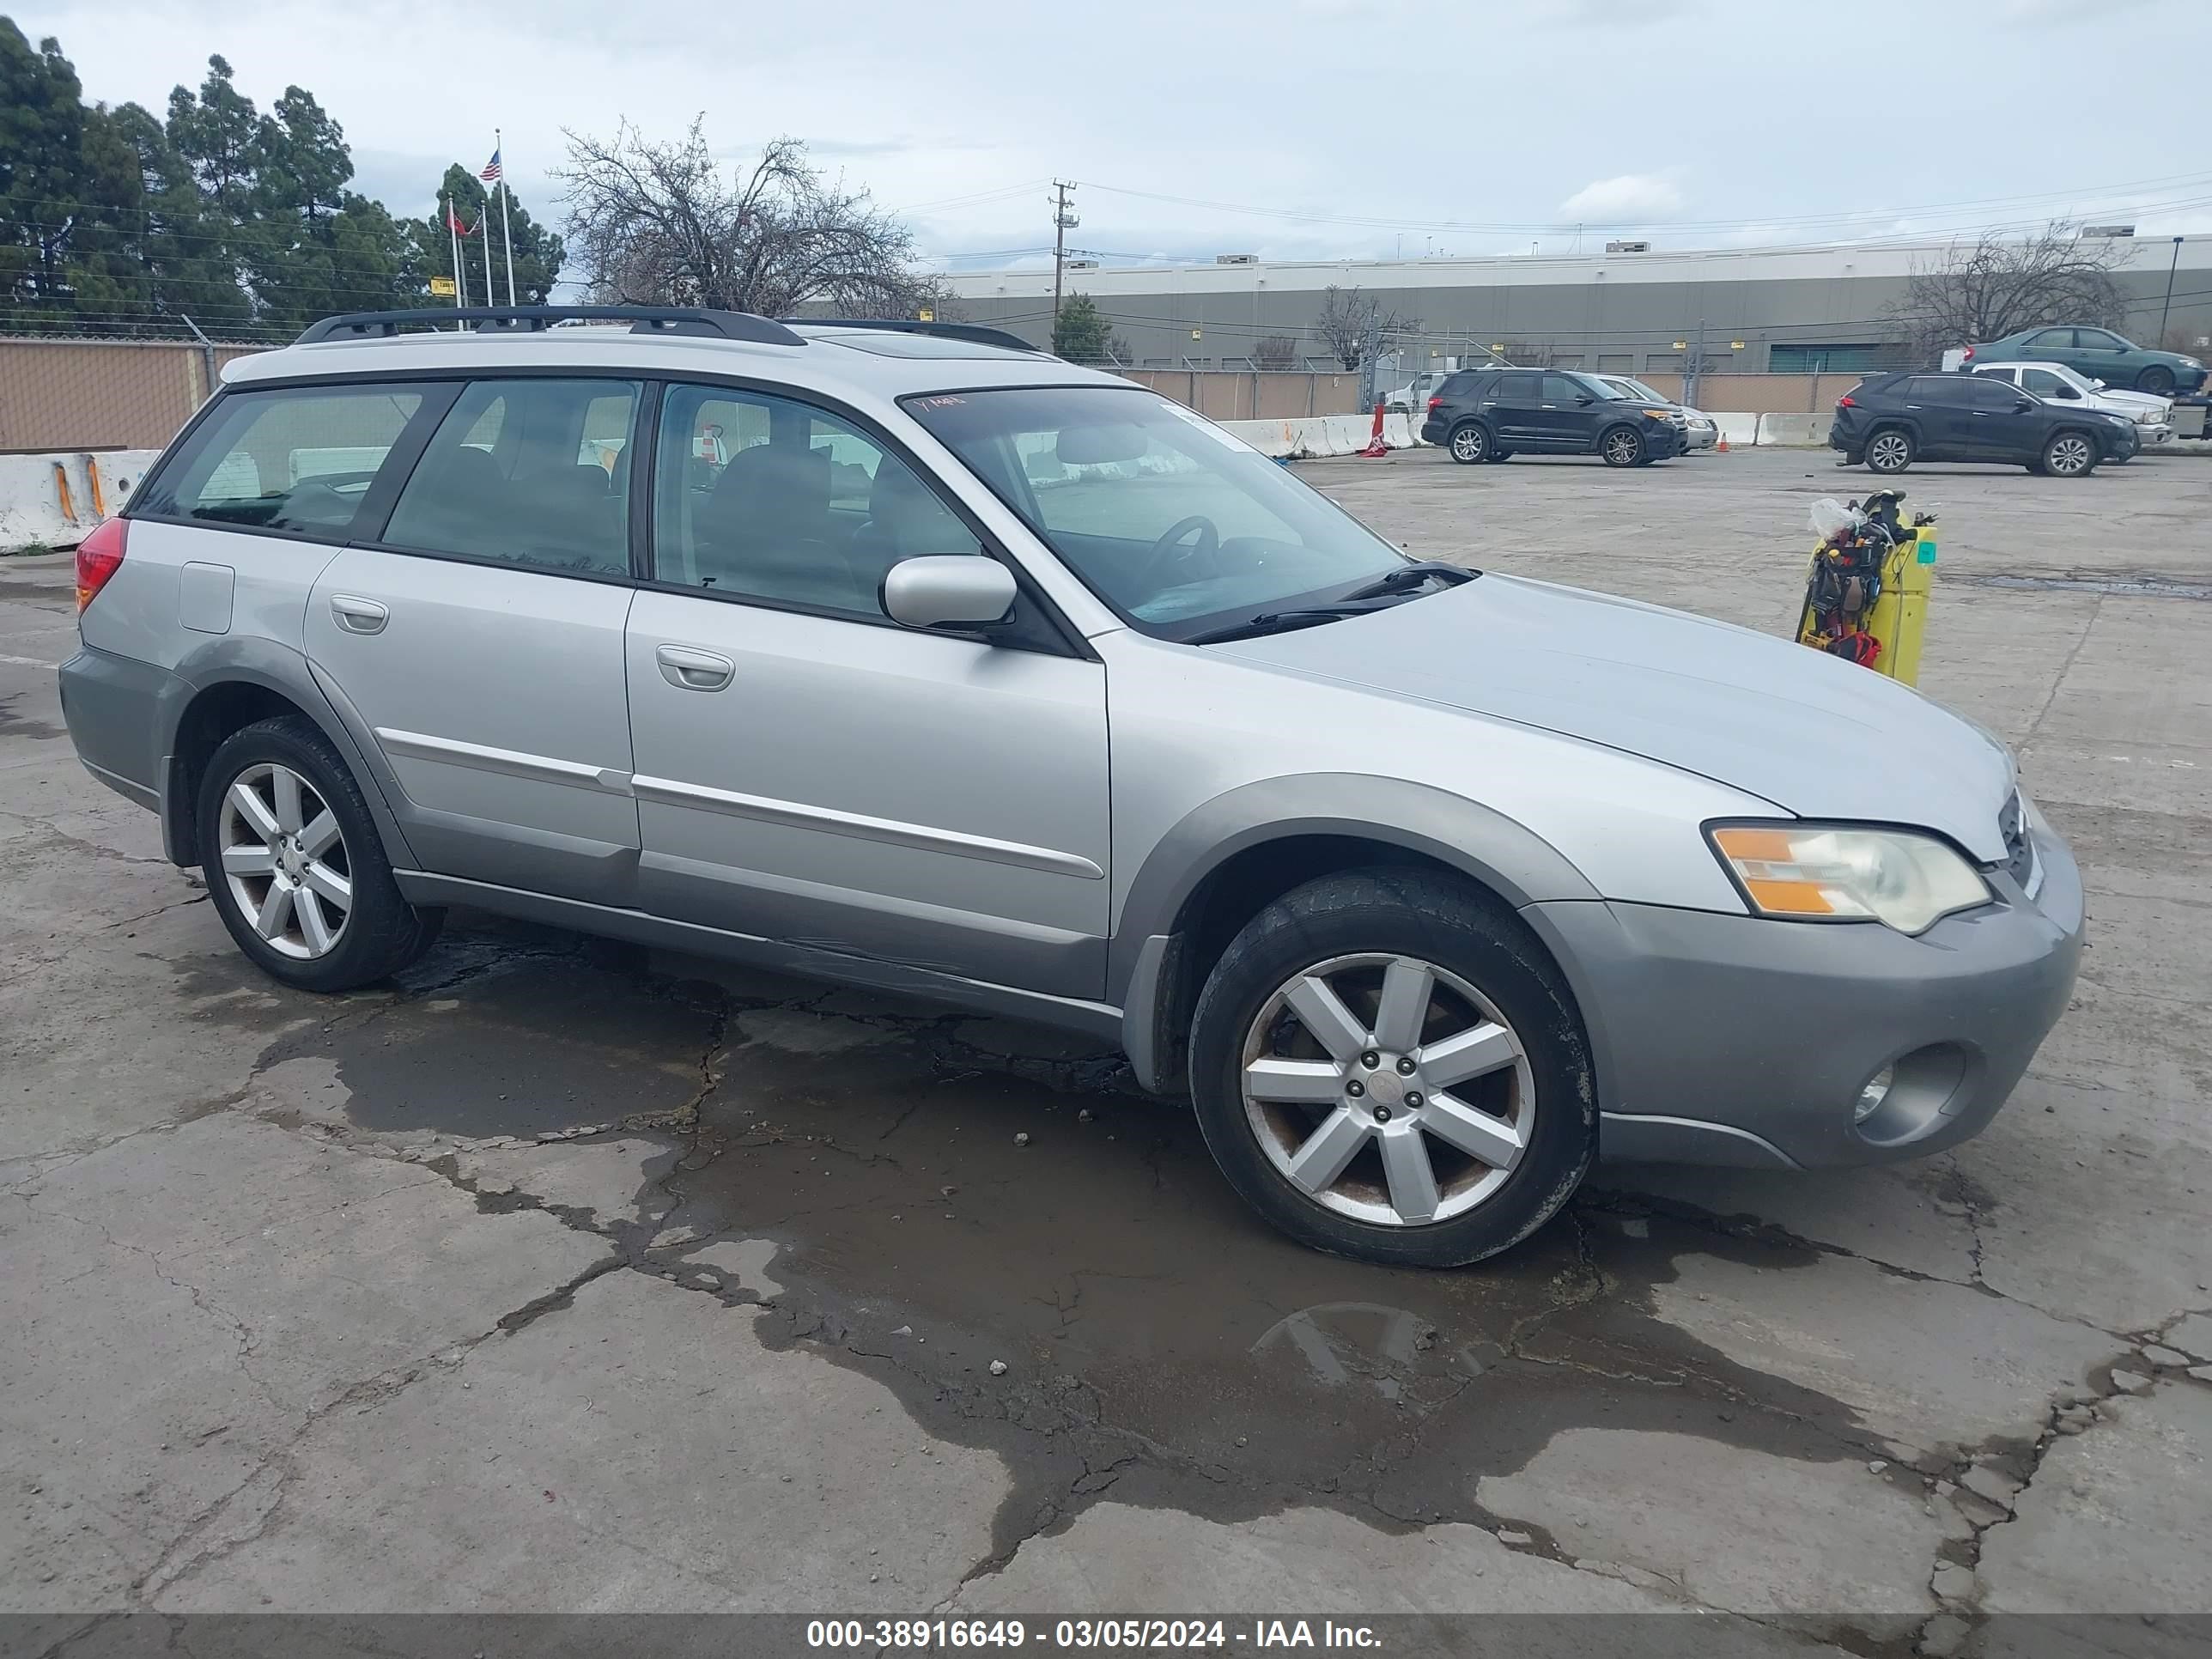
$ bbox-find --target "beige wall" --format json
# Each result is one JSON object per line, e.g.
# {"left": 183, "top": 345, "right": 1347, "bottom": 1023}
{"left": 1111, "top": 368, "right": 1369, "bottom": 420}
{"left": 0, "top": 338, "right": 263, "bottom": 453}
{"left": 3, "top": 337, "right": 1876, "bottom": 453}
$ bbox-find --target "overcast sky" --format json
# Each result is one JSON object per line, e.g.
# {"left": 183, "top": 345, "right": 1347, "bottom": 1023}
{"left": 16, "top": 0, "right": 2212, "bottom": 280}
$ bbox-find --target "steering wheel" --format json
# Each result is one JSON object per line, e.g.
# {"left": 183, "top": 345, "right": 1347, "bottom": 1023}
{"left": 1139, "top": 514, "right": 1219, "bottom": 586}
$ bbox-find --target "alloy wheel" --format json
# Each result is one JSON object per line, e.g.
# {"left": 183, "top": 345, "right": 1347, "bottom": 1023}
{"left": 1239, "top": 952, "right": 1534, "bottom": 1228}
{"left": 1450, "top": 425, "right": 1487, "bottom": 463}
{"left": 1603, "top": 430, "right": 1642, "bottom": 465}
{"left": 1869, "top": 433, "right": 1911, "bottom": 471}
{"left": 217, "top": 763, "right": 352, "bottom": 960}
{"left": 2047, "top": 435, "right": 2093, "bottom": 477}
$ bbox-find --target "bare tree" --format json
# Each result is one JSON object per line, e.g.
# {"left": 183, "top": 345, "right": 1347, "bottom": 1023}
{"left": 1251, "top": 334, "right": 1299, "bottom": 370}
{"left": 1889, "top": 222, "right": 2130, "bottom": 366}
{"left": 556, "top": 122, "right": 939, "bottom": 317}
{"left": 1315, "top": 285, "right": 1413, "bottom": 372}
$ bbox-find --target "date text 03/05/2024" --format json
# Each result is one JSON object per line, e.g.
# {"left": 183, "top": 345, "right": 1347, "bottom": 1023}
{"left": 805, "top": 1618, "right": 1383, "bottom": 1649}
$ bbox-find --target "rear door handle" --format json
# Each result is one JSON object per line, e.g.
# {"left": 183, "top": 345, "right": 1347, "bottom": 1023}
{"left": 329, "top": 594, "right": 388, "bottom": 635}
{"left": 655, "top": 643, "right": 735, "bottom": 691}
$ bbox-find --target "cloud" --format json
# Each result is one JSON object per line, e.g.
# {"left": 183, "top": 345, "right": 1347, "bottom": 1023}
{"left": 1556, "top": 173, "right": 1686, "bottom": 223}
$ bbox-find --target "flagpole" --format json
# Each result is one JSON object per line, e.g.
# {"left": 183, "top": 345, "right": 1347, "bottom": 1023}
{"left": 496, "top": 129, "right": 518, "bottom": 306}
{"left": 480, "top": 190, "right": 495, "bottom": 315}
{"left": 446, "top": 193, "right": 466, "bottom": 324}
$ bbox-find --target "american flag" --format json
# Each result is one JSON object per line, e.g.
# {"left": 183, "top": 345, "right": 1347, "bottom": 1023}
{"left": 479, "top": 149, "right": 501, "bottom": 184}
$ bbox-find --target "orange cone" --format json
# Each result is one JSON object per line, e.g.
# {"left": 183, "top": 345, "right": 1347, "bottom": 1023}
{"left": 1359, "top": 400, "right": 1389, "bottom": 458}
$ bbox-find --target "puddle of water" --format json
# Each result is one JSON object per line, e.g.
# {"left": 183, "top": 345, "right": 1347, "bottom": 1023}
{"left": 220, "top": 924, "right": 1886, "bottom": 1563}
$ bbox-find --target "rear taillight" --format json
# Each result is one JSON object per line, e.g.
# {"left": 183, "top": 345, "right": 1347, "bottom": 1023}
{"left": 75, "top": 517, "right": 127, "bottom": 612}
{"left": 1837, "top": 394, "right": 1856, "bottom": 409}
{"left": 1427, "top": 395, "right": 1443, "bottom": 410}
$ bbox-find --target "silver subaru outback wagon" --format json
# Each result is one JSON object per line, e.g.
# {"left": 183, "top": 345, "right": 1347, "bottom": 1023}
{"left": 59, "top": 306, "right": 2084, "bottom": 1267}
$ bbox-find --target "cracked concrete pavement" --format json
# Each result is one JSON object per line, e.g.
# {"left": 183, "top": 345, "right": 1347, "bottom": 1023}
{"left": 3, "top": 447, "right": 2208, "bottom": 1647}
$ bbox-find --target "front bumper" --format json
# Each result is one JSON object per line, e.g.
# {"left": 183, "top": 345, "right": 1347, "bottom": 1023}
{"left": 1528, "top": 822, "right": 2084, "bottom": 1170}
{"left": 2103, "top": 423, "right": 2141, "bottom": 460}
{"left": 2136, "top": 421, "right": 2172, "bottom": 447}
{"left": 1682, "top": 422, "right": 1717, "bottom": 451}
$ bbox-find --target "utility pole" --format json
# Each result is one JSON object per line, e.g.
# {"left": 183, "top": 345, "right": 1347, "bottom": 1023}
{"left": 1051, "top": 180, "right": 1078, "bottom": 348}
{"left": 2159, "top": 235, "right": 2185, "bottom": 347}
{"left": 1689, "top": 314, "right": 1706, "bottom": 408}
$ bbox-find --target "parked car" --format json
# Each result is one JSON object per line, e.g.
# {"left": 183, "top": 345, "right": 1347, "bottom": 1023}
{"left": 60, "top": 304, "right": 2081, "bottom": 1267}
{"left": 1421, "top": 367, "right": 1688, "bottom": 465}
{"left": 1967, "top": 362, "right": 2172, "bottom": 452}
{"left": 1596, "top": 374, "right": 1718, "bottom": 450}
{"left": 1830, "top": 370, "right": 2138, "bottom": 475}
{"left": 1384, "top": 371, "right": 1452, "bottom": 414}
{"left": 1961, "top": 326, "right": 2205, "bottom": 395}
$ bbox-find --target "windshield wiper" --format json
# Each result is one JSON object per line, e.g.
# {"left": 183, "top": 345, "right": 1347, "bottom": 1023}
{"left": 1336, "top": 559, "right": 1479, "bottom": 602}
{"left": 1182, "top": 604, "right": 1389, "bottom": 645}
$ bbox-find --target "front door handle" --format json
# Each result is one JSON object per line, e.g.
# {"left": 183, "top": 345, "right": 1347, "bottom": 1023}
{"left": 329, "top": 594, "right": 388, "bottom": 635}
{"left": 655, "top": 643, "right": 735, "bottom": 692}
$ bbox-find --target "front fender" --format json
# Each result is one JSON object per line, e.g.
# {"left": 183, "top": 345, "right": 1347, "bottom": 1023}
{"left": 1109, "top": 774, "right": 1603, "bottom": 1094}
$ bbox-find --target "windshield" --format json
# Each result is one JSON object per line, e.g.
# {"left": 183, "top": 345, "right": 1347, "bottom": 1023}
{"left": 1576, "top": 374, "right": 1637, "bottom": 400}
{"left": 902, "top": 386, "right": 1407, "bottom": 637}
{"left": 1610, "top": 376, "right": 1666, "bottom": 403}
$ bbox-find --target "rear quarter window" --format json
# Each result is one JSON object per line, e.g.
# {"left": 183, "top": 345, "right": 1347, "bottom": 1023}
{"left": 134, "top": 384, "right": 434, "bottom": 540}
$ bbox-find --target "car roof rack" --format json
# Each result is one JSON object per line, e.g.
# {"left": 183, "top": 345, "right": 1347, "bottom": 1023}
{"left": 793, "top": 318, "right": 1048, "bottom": 354}
{"left": 294, "top": 306, "right": 806, "bottom": 346}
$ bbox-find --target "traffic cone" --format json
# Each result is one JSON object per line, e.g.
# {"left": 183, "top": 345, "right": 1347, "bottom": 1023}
{"left": 1716, "top": 433, "right": 1730, "bottom": 453}
{"left": 1359, "top": 400, "right": 1389, "bottom": 458}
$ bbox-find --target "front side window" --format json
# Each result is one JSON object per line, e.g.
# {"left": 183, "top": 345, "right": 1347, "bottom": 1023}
{"left": 653, "top": 383, "right": 978, "bottom": 617}
{"left": 903, "top": 386, "right": 1403, "bottom": 636}
{"left": 2076, "top": 329, "right": 2129, "bottom": 351}
{"left": 382, "top": 379, "right": 639, "bottom": 575}
{"left": 135, "top": 384, "right": 429, "bottom": 539}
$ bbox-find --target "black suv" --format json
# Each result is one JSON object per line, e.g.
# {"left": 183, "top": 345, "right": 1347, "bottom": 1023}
{"left": 1829, "top": 372, "right": 2138, "bottom": 477}
{"left": 1420, "top": 368, "right": 1687, "bottom": 466}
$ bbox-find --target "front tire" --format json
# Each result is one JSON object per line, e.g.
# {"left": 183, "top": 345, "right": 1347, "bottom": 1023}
{"left": 1600, "top": 425, "right": 1645, "bottom": 468}
{"left": 1447, "top": 422, "right": 1492, "bottom": 465}
{"left": 2041, "top": 430, "right": 2098, "bottom": 477}
{"left": 1187, "top": 868, "right": 1596, "bottom": 1267}
{"left": 198, "top": 716, "right": 442, "bottom": 993}
{"left": 2136, "top": 366, "right": 2175, "bottom": 395}
{"left": 1865, "top": 428, "right": 1914, "bottom": 473}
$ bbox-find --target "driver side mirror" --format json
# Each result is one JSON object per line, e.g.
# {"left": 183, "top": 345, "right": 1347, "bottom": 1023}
{"left": 2014, "top": 397, "right": 2034, "bottom": 411}
{"left": 882, "top": 556, "right": 1016, "bottom": 631}
{"left": 1574, "top": 394, "right": 1595, "bottom": 405}
{"left": 2051, "top": 385, "right": 2081, "bottom": 399}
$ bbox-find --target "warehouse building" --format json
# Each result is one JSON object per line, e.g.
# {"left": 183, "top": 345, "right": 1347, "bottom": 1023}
{"left": 942, "top": 234, "right": 2212, "bottom": 379}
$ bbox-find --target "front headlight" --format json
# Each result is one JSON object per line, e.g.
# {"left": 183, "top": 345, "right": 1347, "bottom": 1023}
{"left": 1708, "top": 824, "right": 1992, "bottom": 934}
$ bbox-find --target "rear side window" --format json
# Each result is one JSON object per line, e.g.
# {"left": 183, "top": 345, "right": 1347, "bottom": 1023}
{"left": 1438, "top": 372, "right": 1480, "bottom": 398}
{"left": 134, "top": 384, "right": 430, "bottom": 538}
{"left": 382, "top": 379, "right": 641, "bottom": 576}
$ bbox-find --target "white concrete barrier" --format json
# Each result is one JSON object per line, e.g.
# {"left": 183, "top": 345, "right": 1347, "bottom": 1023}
{"left": 1217, "top": 411, "right": 1418, "bottom": 458}
{"left": 0, "top": 450, "right": 161, "bottom": 553}
{"left": 1712, "top": 412, "right": 1760, "bottom": 450}
{"left": 1755, "top": 413, "right": 1831, "bottom": 447}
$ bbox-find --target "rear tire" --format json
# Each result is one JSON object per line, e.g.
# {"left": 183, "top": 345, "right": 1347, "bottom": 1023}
{"left": 1447, "top": 422, "right": 1492, "bottom": 465}
{"left": 1187, "top": 867, "right": 1596, "bottom": 1267}
{"left": 198, "top": 716, "right": 442, "bottom": 993}
{"left": 2041, "top": 430, "right": 2098, "bottom": 478}
{"left": 1865, "top": 428, "right": 1914, "bottom": 473}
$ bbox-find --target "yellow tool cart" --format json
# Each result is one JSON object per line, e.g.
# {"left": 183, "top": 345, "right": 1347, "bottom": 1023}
{"left": 1796, "top": 490, "right": 1938, "bottom": 686}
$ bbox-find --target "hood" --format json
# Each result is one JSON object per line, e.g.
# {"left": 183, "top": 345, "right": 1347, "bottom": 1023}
{"left": 1211, "top": 574, "right": 2015, "bottom": 860}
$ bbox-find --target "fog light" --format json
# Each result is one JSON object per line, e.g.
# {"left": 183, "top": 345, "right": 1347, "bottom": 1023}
{"left": 1854, "top": 1066, "right": 1896, "bottom": 1124}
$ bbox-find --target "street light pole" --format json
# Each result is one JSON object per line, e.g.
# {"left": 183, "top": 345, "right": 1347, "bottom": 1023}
{"left": 2159, "top": 235, "right": 2184, "bottom": 347}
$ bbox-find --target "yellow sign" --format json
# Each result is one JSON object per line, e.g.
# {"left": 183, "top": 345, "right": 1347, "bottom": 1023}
{"left": 918, "top": 307, "right": 934, "bottom": 322}
{"left": 1730, "top": 339, "right": 1746, "bottom": 350}
{"left": 1190, "top": 328, "right": 1202, "bottom": 340}
{"left": 1672, "top": 340, "right": 1688, "bottom": 351}
{"left": 428, "top": 276, "right": 456, "bottom": 298}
